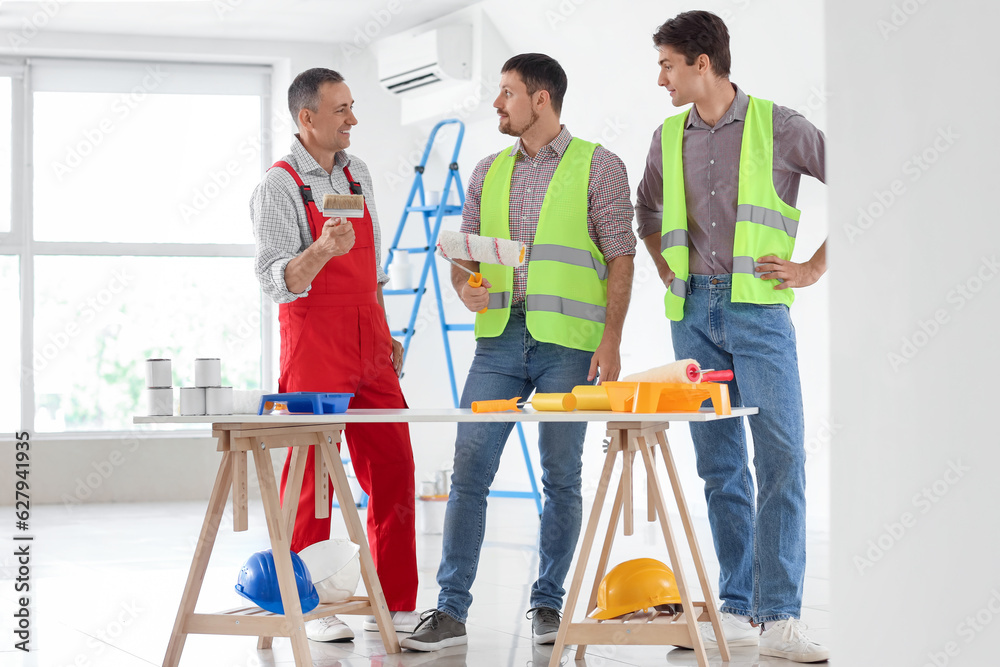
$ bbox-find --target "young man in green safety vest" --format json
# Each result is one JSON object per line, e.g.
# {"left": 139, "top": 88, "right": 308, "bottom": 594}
{"left": 402, "top": 53, "right": 636, "bottom": 652}
{"left": 635, "top": 11, "right": 830, "bottom": 663}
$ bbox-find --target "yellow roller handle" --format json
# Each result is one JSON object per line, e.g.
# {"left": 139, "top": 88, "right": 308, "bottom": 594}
{"left": 471, "top": 396, "right": 521, "bottom": 413}
{"left": 531, "top": 393, "right": 577, "bottom": 411}
{"left": 467, "top": 272, "right": 487, "bottom": 314}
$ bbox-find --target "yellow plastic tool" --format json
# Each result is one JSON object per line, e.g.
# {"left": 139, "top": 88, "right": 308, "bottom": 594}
{"left": 471, "top": 393, "right": 577, "bottom": 413}
{"left": 440, "top": 253, "right": 487, "bottom": 314}
{"left": 572, "top": 385, "right": 612, "bottom": 411}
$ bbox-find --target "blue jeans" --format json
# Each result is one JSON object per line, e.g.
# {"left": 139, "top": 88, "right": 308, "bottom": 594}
{"left": 670, "top": 274, "right": 806, "bottom": 623}
{"left": 436, "top": 305, "right": 593, "bottom": 622}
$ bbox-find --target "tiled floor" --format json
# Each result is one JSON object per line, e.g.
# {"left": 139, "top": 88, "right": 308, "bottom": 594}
{"left": 0, "top": 498, "right": 829, "bottom": 666}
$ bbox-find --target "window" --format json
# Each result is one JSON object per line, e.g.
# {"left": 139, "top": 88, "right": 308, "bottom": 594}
{"left": 0, "top": 58, "right": 276, "bottom": 434}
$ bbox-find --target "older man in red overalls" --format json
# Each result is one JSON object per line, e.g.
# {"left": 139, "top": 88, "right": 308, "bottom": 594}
{"left": 250, "top": 67, "right": 418, "bottom": 642}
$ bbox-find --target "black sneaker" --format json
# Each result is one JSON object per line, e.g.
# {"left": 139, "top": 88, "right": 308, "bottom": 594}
{"left": 527, "top": 607, "right": 561, "bottom": 644}
{"left": 399, "top": 609, "right": 468, "bottom": 652}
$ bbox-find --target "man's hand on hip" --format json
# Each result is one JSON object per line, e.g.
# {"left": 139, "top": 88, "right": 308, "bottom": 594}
{"left": 756, "top": 255, "right": 821, "bottom": 290}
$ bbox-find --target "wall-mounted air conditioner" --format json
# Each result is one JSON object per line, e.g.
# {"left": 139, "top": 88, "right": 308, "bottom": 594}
{"left": 376, "top": 24, "right": 472, "bottom": 96}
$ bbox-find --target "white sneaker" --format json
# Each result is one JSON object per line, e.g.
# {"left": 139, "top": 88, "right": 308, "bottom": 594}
{"left": 759, "top": 618, "right": 829, "bottom": 662}
{"left": 305, "top": 616, "right": 354, "bottom": 642}
{"left": 701, "top": 612, "right": 760, "bottom": 647}
{"left": 364, "top": 610, "right": 422, "bottom": 633}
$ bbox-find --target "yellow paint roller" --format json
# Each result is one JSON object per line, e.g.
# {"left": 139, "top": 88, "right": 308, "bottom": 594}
{"left": 571, "top": 385, "right": 612, "bottom": 411}
{"left": 471, "top": 393, "right": 577, "bottom": 413}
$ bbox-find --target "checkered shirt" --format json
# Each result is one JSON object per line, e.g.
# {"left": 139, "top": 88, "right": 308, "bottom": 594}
{"left": 251, "top": 137, "right": 389, "bottom": 304}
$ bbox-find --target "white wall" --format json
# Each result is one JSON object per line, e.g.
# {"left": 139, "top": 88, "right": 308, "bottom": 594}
{"left": 350, "top": 0, "right": 830, "bottom": 528}
{"left": 828, "top": 1, "right": 1000, "bottom": 664}
{"left": 7, "top": 1, "right": 831, "bottom": 536}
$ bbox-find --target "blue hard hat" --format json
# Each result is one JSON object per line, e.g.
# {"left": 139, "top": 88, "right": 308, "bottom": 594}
{"left": 235, "top": 549, "right": 320, "bottom": 615}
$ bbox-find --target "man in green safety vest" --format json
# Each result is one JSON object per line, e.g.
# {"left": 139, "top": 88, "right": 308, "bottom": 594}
{"left": 402, "top": 53, "right": 636, "bottom": 652}
{"left": 635, "top": 11, "right": 830, "bottom": 663}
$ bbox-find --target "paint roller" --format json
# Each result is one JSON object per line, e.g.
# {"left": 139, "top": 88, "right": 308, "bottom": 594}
{"left": 471, "top": 392, "right": 577, "bottom": 413}
{"left": 437, "top": 230, "right": 526, "bottom": 314}
{"left": 621, "top": 359, "right": 734, "bottom": 384}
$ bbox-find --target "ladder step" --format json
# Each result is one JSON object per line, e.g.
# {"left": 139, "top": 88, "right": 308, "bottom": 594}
{"left": 383, "top": 288, "right": 425, "bottom": 296}
{"left": 406, "top": 205, "right": 463, "bottom": 214}
{"left": 392, "top": 246, "right": 430, "bottom": 253}
{"left": 445, "top": 324, "right": 474, "bottom": 331}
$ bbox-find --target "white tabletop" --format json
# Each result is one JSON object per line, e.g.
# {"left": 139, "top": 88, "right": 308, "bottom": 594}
{"left": 134, "top": 407, "right": 756, "bottom": 425}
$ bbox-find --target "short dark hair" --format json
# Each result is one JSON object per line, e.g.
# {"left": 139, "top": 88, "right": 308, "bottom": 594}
{"left": 501, "top": 53, "right": 568, "bottom": 115}
{"left": 653, "top": 11, "right": 731, "bottom": 78}
{"left": 288, "top": 68, "right": 344, "bottom": 124}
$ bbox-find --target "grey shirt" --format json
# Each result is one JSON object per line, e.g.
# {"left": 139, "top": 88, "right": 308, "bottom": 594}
{"left": 635, "top": 84, "right": 826, "bottom": 275}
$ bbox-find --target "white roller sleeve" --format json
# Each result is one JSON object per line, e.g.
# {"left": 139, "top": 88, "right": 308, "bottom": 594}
{"left": 437, "top": 230, "right": 525, "bottom": 267}
{"left": 622, "top": 359, "right": 701, "bottom": 384}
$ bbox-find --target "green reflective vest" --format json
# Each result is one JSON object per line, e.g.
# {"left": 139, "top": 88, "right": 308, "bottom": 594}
{"left": 476, "top": 138, "right": 607, "bottom": 352}
{"left": 660, "top": 96, "right": 800, "bottom": 321}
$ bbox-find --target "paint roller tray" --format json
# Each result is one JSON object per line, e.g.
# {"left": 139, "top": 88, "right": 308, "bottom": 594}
{"left": 257, "top": 392, "right": 354, "bottom": 415}
{"left": 602, "top": 381, "right": 731, "bottom": 415}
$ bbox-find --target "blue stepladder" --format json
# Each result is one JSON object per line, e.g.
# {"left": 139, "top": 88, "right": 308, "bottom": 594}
{"left": 382, "top": 118, "right": 543, "bottom": 516}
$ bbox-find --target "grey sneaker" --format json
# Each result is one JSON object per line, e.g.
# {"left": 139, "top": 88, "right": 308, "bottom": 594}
{"left": 399, "top": 610, "right": 468, "bottom": 652}
{"left": 527, "top": 607, "right": 561, "bottom": 644}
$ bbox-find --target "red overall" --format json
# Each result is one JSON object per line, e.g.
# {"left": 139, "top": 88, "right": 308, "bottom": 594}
{"left": 271, "top": 160, "right": 417, "bottom": 611}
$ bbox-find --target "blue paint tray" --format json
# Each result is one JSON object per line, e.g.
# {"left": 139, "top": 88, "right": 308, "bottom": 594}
{"left": 257, "top": 392, "right": 354, "bottom": 415}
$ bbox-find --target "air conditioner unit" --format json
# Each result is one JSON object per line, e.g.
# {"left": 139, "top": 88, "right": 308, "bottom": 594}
{"left": 377, "top": 24, "right": 472, "bottom": 96}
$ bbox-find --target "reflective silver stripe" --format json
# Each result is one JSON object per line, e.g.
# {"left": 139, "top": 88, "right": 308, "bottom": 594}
{"left": 732, "top": 256, "right": 758, "bottom": 275}
{"left": 525, "top": 295, "right": 606, "bottom": 323}
{"left": 660, "top": 228, "right": 689, "bottom": 252}
{"left": 669, "top": 277, "right": 687, "bottom": 298}
{"left": 736, "top": 204, "right": 799, "bottom": 238}
{"left": 530, "top": 244, "right": 608, "bottom": 281}
{"left": 735, "top": 255, "right": 779, "bottom": 276}
{"left": 487, "top": 292, "right": 510, "bottom": 309}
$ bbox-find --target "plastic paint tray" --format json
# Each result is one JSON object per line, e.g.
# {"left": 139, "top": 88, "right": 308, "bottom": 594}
{"left": 601, "top": 381, "right": 731, "bottom": 415}
{"left": 257, "top": 392, "right": 354, "bottom": 415}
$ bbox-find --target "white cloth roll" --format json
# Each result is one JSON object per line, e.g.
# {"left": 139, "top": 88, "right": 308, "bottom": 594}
{"left": 195, "top": 358, "right": 222, "bottom": 387}
{"left": 206, "top": 386, "right": 233, "bottom": 415}
{"left": 145, "top": 359, "right": 172, "bottom": 388}
{"left": 146, "top": 387, "right": 174, "bottom": 416}
{"left": 179, "top": 387, "right": 207, "bottom": 416}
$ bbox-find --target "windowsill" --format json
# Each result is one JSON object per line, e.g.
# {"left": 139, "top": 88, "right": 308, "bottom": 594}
{"left": 0, "top": 429, "right": 215, "bottom": 442}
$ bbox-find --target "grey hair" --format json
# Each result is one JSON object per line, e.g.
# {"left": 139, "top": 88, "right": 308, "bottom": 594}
{"left": 288, "top": 68, "right": 344, "bottom": 125}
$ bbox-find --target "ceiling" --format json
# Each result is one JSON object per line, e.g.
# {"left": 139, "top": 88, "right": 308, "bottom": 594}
{"left": 0, "top": 0, "right": 478, "bottom": 44}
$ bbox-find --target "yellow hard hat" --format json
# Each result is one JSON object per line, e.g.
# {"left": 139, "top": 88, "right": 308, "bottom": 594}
{"left": 590, "top": 558, "right": 682, "bottom": 620}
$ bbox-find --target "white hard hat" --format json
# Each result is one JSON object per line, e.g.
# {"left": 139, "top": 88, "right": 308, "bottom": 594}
{"left": 297, "top": 538, "right": 361, "bottom": 604}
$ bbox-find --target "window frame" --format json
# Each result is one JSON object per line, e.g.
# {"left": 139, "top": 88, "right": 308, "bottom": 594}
{"left": 0, "top": 57, "right": 276, "bottom": 438}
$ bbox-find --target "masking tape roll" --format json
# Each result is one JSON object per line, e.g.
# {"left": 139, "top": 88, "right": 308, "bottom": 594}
{"left": 146, "top": 387, "right": 174, "bottom": 416}
{"left": 571, "top": 385, "right": 611, "bottom": 411}
{"left": 531, "top": 393, "right": 577, "bottom": 411}
{"left": 145, "top": 358, "right": 172, "bottom": 388}
{"left": 195, "top": 358, "right": 222, "bottom": 388}
{"left": 179, "top": 387, "right": 206, "bottom": 416}
{"left": 205, "top": 386, "right": 233, "bottom": 415}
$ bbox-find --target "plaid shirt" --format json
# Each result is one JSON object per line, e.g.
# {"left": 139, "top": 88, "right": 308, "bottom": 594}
{"left": 251, "top": 137, "right": 389, "bottom": 304}
{"left": 460, "top": 126, "right": 636, "bottom": 304}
